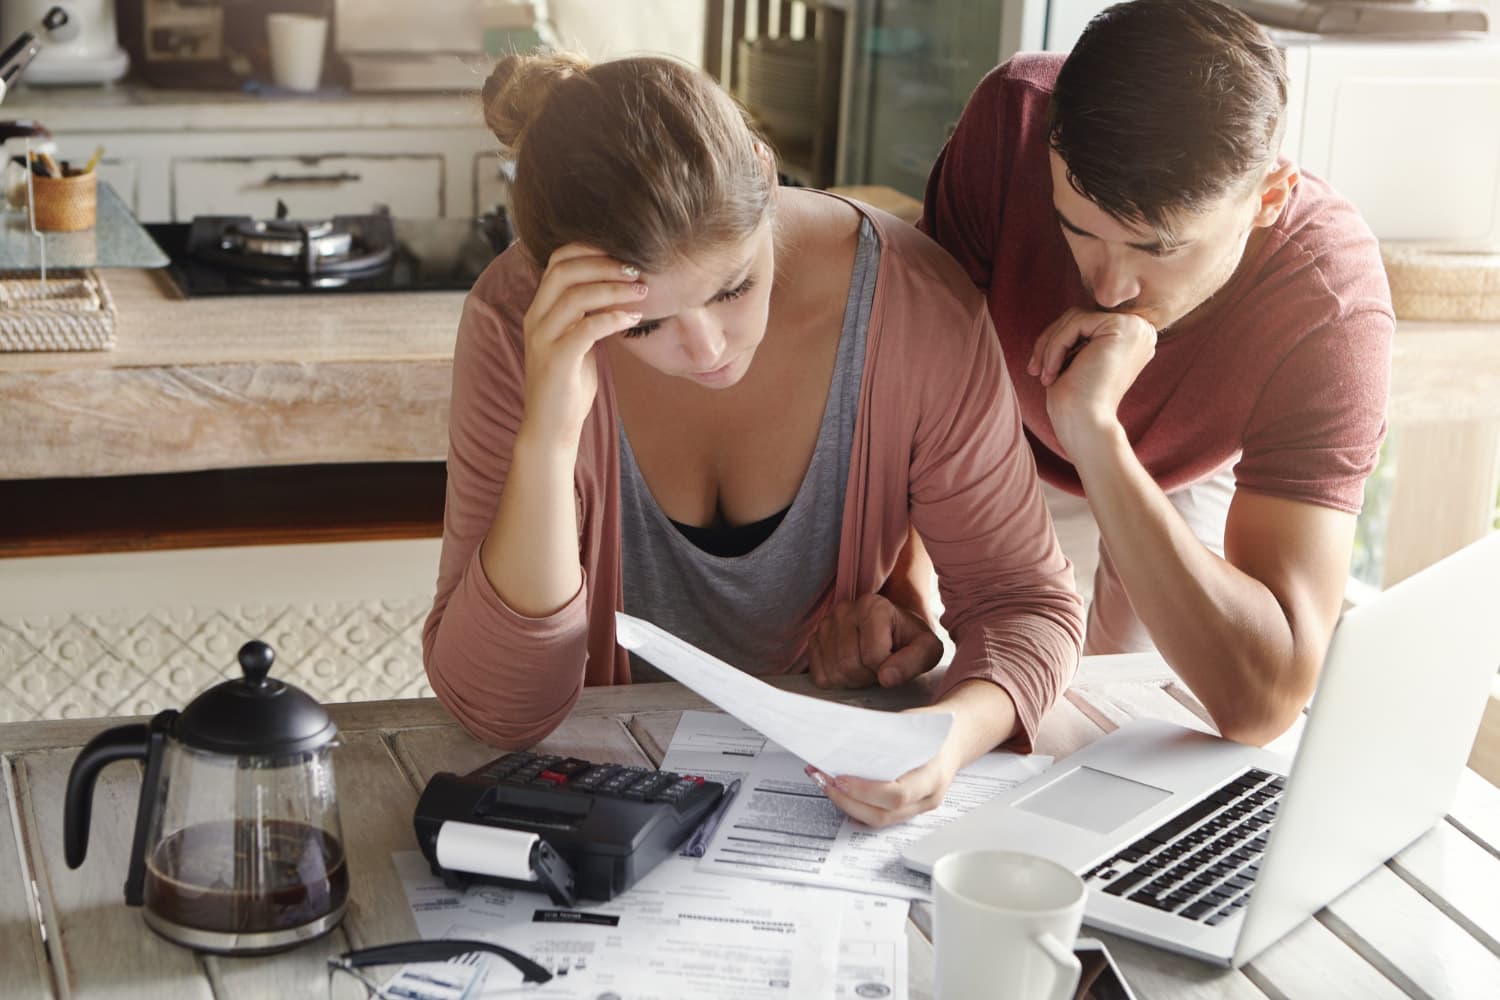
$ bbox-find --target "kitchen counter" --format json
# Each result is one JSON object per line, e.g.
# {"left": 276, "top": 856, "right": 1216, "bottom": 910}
{"left": 0, "top": 268, "right": 464, "bottom": 478}
{"left": 2, "top": 263, "right": 1498, "bottom": 480}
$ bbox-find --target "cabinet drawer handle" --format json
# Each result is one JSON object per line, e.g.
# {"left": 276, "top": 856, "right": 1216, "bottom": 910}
{"left": 263, "top": 171, "right": 363, "bottom": 186}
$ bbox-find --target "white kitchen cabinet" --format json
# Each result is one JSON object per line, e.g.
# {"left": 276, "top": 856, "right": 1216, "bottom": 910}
{"left": 1286, "top": 39, "right": 1500, "bottom": 250}
{"left": 1, "top": 87, "right": 498, "bottom": 223}
{"left": 174, "top": 154, "right": 444, "bottom": 219}
{"left": 95, "top": 158, "right": 139, "bottom": 216}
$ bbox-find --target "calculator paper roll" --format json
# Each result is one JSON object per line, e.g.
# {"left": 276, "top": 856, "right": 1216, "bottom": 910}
{"left": 434, "top": 822, "right": 539, "bottom": 882}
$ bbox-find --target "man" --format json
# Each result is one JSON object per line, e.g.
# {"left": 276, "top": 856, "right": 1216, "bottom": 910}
{"left": 808, "top": 0, "right": 1392, "bottom": 749}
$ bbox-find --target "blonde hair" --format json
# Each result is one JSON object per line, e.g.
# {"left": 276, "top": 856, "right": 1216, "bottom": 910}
{"left": 481, "top": 51, "right": 776, "bottom": 271}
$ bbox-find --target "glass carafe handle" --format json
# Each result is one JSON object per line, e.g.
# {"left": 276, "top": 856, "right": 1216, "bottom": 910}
{"left": 63, "top": 723, "right": 151, "bottom": 869}
{"left": 63, "top": 710, "right": 176, "bottom": 906}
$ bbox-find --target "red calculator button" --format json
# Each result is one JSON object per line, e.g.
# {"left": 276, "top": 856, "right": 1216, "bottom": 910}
{"left": 538, "top": 770, "right": 568, "bottom": 784}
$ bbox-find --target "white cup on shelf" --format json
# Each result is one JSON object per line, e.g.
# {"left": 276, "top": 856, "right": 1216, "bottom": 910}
{"left": 267, "top": 13, "right": 329, "bottom": 92}
{"left": 932, "top": 849, "right": 1087, "bottom": 1000}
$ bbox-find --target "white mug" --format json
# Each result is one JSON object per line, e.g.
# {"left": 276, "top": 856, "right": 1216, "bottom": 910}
{"left": 267, "top": 13, "right": 328, "bottom": 92}
{"left": 932, "top": 849, "right": 1087, "bottom": 1000}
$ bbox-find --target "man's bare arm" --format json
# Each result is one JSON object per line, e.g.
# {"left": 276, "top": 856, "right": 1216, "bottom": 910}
{"left": 1072, "top": 422, "right": 1353, "bottom": 744}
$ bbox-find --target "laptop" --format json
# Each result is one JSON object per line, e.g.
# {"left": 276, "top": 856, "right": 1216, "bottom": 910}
{"left": 902, "top": 532, "right": 1500, "bottom": 967}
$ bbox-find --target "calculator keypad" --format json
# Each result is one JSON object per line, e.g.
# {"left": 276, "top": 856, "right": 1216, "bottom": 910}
{"left": 476, "top": 752, "right": 714, "bottom": 811}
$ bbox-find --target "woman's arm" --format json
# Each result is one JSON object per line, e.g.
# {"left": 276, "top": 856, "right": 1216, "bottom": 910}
{"left": 423, "top": 248, "right": 646, "bottom": 747}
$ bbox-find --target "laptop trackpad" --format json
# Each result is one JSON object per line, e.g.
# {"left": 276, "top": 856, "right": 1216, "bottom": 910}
{"left": 1015, "top": 766, "right": 1173, "bottom": 834}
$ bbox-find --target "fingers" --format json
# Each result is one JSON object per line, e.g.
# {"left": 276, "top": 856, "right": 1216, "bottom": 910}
{"left": 1028, "top": 309, "right": 1092, "bottom": 386}
{"left": 876, "top": 628, "right": 944, "bottom": 688}
{"left": 530, "top": 277, "right": 648, "bottom": 348}
{"left": 859, "top": 599, "right": 898, "bottom": 668}
{"left": 808, "top": 596, "right": 888, "bottom": 690}
{"left": 561, "top": 309, "right": 646, "bottom": 356}
{"left": 805, "top": 763, "right": 946, "bottom": 829}
{"left": 808, "top": 596, "right": 947, "bottom": 690}
{"left": 529, "top": 245, "right": 645, "bottom": 338}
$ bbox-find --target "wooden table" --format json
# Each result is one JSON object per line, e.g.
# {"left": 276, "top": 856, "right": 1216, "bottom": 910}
{"left": 3, "top": 665, "right": 1499, "bottom": 998}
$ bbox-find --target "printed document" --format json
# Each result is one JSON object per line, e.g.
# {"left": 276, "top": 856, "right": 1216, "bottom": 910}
{"left": 615, "top": 612, "right": 952, "bottom": 781}
{"left": 664, "top": 710, "right": 1052, "bottom": 901}
{"left": 395, "top": 851, "right": 908, "bottom": 999}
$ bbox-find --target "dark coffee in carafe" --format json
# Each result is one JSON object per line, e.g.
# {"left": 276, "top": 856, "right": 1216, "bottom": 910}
{"left": 144, "top": 819, "right": 349, "bottom": 934}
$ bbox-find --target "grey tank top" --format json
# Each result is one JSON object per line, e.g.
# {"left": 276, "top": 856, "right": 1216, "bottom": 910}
{"left": 618, "top": 218, "right": 879, "bottom": 677}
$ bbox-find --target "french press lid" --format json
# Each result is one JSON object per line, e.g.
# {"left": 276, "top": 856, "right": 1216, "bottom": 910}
{"left": 173, "top": 640, "right": 337, "bottom": 755}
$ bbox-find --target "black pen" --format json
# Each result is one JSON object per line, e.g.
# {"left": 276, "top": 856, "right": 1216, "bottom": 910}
{"left": 681, "top": 778, "right": 742, "bottom": 857}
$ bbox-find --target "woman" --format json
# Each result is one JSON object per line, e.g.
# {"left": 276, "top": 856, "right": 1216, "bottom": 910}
{"left": 424, "top": 51, "right": 1083, "bottom": 827}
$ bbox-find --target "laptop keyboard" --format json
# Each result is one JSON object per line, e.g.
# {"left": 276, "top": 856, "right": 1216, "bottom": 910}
{"left": 1083, "top": 768, "right": 1285, "bottom": 926}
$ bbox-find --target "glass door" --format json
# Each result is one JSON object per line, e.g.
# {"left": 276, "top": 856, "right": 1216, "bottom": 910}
{"left": 837, "top": 0, "right": 1007, "bottom": 196}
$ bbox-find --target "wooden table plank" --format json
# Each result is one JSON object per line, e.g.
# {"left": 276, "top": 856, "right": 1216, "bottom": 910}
{"left": 1322, "top": 864, "right": 1500, "bottom": 998}
{"left": 331, "top": 734, "right": 426, "bottom": 951}
{"left": 1034, "top": 691, "right": 1108, "bottom": 760}
{"left": 1, "top": 760, "right": 51, "bottom": 1000}
{"left": 203, "top": 928, "right": 350, "bottom": 1000}
{"left": 17, "top": 750, "right": 212, "bottom": 1000}
{"left": 1242, "top": 914, "right": 1407, "bottom": 1000}
{"left": 1072, "top": 652, "right": 1178, "bottom": 686}
{"left": 1390, "top": 819, "right": 1500, "bottom": 953}
{"left": 1067, "top": 682, "right": 1216, "bottom": 736}
{"left": 623, "top": 710, "right": 683, "bottom": 766}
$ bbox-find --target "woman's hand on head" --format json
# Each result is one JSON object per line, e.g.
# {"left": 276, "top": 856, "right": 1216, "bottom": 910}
{"left": 519, "top": 243, "right": 651, "bottom": 448}
{"left": 804, "top": 737, "right": 961, "bottom": 828}
{"left": 808, "top": 594, "right": 944, "bottom": 690}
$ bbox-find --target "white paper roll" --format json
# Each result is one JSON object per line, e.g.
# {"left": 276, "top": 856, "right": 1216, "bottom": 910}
{"left": 434, "top": 821, "right": 539, "bottom": 882}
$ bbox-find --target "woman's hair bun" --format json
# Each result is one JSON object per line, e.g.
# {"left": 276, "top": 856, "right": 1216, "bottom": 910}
{"left": 482, "top": 51, "right": 592, "bottom": 151}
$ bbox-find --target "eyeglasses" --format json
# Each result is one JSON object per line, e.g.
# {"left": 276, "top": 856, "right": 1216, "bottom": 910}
{"left": 327, "top": 939, "right": 552, "bottom": 1000}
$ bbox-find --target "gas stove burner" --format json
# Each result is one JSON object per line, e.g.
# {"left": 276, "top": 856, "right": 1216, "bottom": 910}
{"left": 190, "top": 213, "right": 396, "bottom": 281}
{"left": 239, "top": 271, "right": 355, "bottom": 291}
{"left": 146, "top": 210, "right": 511, "bottom": 298}
{"left": 222, "top": 218, "right": 353, "bottom": 259}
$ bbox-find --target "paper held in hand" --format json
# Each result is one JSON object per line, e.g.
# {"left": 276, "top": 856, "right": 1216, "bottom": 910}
{"left": 614, "top": 612, "right": 953, "bottom": 781}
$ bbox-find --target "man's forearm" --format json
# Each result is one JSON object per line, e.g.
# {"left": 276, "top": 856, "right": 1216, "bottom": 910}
{"left": 1070, "top": 423, "right": 1309, "bottom": 743}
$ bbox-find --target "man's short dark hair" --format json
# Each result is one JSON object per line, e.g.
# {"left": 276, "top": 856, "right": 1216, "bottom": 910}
{"left": 1048, "top": 0, "right": 1288, "bottom": 236}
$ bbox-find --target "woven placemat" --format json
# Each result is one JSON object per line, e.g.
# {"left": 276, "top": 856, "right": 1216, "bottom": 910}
{"left": 0, "top": 269, "right": 117, "bottom": 351}
{"left": 1381, "top": 245, "right": 1500, "bottom": 322}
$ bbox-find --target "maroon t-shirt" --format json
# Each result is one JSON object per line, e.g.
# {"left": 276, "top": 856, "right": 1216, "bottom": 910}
{"left": 920, "top": 53, "right": 1393, "bottom": 513}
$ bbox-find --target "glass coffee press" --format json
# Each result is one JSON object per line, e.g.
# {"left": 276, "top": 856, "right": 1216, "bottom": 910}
{"left": 64, "top": 640, "right": 348, "bottom": 954}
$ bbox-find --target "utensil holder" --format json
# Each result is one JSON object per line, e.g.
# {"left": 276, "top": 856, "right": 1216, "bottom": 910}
{"left": 28, "top": 169, "right": 97, "bottom": 232}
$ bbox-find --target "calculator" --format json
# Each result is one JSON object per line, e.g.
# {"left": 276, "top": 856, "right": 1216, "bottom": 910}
{"left": 413, "top": 751, "right": 726, "bottom": 902}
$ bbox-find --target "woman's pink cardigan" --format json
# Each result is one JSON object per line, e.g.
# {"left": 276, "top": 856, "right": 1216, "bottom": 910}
{"left": 424, "top": 201, "right": 1084, "bottom": 754}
